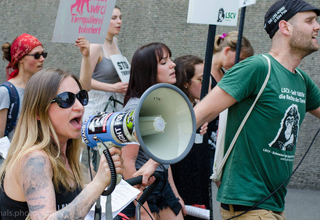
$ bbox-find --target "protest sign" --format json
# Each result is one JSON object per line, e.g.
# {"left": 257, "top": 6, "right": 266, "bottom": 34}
{"left": 52, "top": 0, "right": 116, "bottom": 44}
{"left": 187, "top": 0, "right": 239, "bottom": 26}
{"left": 239, "top": 0, "right": 256, "bottom": 8}
{"left": 110, "top": 54, "right": 131, "bottom": 83}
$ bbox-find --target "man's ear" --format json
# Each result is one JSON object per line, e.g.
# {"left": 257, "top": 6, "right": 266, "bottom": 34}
{"left": 278, "top": 20, "right": 291, "bottom": 36}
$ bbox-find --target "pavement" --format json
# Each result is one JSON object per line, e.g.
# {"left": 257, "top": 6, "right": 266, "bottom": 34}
{"left": 211, "top": 183, "right": 320, "bottom": 220}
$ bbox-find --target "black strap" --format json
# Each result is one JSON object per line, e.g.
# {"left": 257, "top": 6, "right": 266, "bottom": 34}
{"left": 103, "top": 95, "right": 123, "bottom": 112}
{"left": 1, "top": 82, "right": 20, "bottom": 136}
{"left": 221, "top": 203, "right": 261, "bottom": 212}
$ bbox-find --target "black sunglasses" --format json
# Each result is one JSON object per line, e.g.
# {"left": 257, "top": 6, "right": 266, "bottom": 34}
{"left": 51, "top": 90, "right": 88, "bottom": 108}
{"left": 25, "top": 52, "right": 48, "bottom": 59}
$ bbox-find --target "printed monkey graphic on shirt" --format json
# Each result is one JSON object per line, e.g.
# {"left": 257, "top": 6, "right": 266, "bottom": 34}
{"left": 269, "top": 104, "right": 300, "bottom": 151}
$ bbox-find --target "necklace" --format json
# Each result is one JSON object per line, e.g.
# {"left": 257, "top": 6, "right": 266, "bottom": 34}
{"left": 106, "top": 37, "right": 113, "bottom": 45}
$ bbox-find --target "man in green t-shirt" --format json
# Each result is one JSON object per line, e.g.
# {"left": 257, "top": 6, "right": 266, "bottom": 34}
{"left": 195, "top": 0, "right": 320, "bottom": 219}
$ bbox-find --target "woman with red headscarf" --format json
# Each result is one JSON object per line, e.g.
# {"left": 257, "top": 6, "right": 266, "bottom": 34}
{"left": 0, "top": 33, "right": 46, "bottom": 142}
{"left": 0, "top": 34, "right": 90, "bottom": 143}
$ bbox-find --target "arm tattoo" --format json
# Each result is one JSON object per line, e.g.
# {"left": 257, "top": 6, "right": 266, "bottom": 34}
{"left": 22, "top": 156, "right": 50, "bottom": 196}
{"left": 21, "top": 155, "right": 50, "bottom": 217}
{"left": 22, "top": 155, "right": 98, "bottom": 219}
{"left": 28, "top": 204, "right": 45, "bottom": 211}
{"left": 53, "top": 192, "right": 97, "bottom": 220}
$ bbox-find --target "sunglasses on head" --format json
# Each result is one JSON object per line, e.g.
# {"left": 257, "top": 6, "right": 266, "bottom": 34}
{"left": 51, "top": 90, "right": 88, "bottom": 108}
{"left": 25, "top": 52, "right": 48, "bottom": 59}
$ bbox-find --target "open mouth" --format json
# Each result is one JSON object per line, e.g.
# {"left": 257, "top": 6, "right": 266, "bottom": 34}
{"left": 70, "top": 116, "right": 82, "bottom": 129}
{"left": 312, "top": 35, "right": 318, "bottom": 41}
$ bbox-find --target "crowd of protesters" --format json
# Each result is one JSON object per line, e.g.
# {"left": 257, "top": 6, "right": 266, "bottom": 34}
{"left": 1, "top": 1, "right": 320, "bottom": 220}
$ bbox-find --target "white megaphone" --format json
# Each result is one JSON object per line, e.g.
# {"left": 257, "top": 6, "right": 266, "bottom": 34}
{"left": 82, "top": 83, "right": 196, "bottom": 165}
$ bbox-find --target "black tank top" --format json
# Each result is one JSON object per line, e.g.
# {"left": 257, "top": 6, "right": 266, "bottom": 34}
{"left": 207, "top": 68, "right": 226, "bottom": 151}
{"left": 0, "top": 177, "right": 82, "bottom": 220}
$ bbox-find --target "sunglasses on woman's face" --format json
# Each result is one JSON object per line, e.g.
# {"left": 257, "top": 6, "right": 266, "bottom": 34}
{"left": 25, "top": 52, "right": 48, "bottom": 59}
{"left": 51, "top": 90, "right": 88, "bottom": 108}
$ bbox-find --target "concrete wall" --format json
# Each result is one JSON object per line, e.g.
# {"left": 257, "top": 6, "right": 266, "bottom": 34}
{"left": 1, "top": 0, "right": 319, "bottom": 190}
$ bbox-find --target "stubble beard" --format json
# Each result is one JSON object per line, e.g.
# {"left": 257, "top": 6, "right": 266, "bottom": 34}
{"left": 289, "top": 28, "right": 319, "bottom": 58}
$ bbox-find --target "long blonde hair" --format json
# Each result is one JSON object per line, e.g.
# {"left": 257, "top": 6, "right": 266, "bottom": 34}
{"left": 0, "top": 68, "right": 85, "bottom": 192}
{"left": 213, "top": 31, "right": 254, "bottom": 57}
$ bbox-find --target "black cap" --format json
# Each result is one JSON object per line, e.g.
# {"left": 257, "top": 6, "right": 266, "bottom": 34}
{"left": 264, "top": 0, "right": 320, "bottom": 38}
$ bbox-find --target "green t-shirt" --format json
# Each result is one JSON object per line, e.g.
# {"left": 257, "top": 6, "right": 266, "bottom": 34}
{"left": 216, "top": 54, "right": 320, "bottom": 211}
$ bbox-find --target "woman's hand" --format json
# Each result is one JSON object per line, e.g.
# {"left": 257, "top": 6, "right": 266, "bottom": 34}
{"left": 75, "top": 36, "right": 90, "bottom": 57}
{"left": 132, "top": 159, "right": 158, "bottom": 187}
{"left": 111, "top": 82, "right": 128, "bottom": 94}
{"left": 94, "top": 147, "right": 123, "bottom": 188}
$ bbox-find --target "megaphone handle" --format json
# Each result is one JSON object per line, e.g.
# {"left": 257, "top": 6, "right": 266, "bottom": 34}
{"left": 125, "top": 176, "right": 143, "bottom": 186}
{"left": 126, "top": 173, "right": 161, "bottom": 220}
{"left": 137, "top": 172, "right": 161, "bottom": 205}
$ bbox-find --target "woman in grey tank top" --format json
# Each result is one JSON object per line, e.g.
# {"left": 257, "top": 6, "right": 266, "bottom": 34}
{"left": 81, "top": 5, "right": 128, "bottom": 122}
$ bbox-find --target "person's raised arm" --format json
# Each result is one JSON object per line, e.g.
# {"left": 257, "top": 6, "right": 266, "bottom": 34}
{"left": 194, "top": 86, "right": 237, "bottom": 129}
{"left": 20, "top": 147, "right": 122, "bottom": 220}
{"left": 76, "top": 37, "right": 92, "bottom": 91}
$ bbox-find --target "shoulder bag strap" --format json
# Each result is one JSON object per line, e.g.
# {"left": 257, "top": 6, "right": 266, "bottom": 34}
{"left": 1, "top": 81, "right": 20, "bottom": 136}
{"left": 215, "top": 55, "right": 271, "bottom": 176}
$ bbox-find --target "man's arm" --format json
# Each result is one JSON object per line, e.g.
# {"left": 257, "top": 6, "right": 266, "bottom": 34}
{"left": 128, "top": 87, "right": 236, "bottom": 188}
{"left": 194, "top": 86, "right": 237, "bottom": 129}
{"left": 309, "top": 107, "right": 320, "bottom": 119}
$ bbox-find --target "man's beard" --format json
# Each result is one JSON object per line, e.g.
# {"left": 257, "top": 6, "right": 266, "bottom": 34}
{"left": 289, "top": 28, "right": 319, "bottom": 58}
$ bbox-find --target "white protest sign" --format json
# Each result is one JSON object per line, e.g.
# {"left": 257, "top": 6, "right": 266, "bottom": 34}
{"left": 85, "top": 179, "right": 140, "bottom": 219}
{"left": 110, "top": 54, "right": 131, "bottom": 83}
{"left": 187, "top": 0, "right": 239, "bottom": 26}
{"left": 52, "top": 0, "right": 117, "bottom": 44}
{"left": 239, "top": 0, "right": 256, "bottom": 8}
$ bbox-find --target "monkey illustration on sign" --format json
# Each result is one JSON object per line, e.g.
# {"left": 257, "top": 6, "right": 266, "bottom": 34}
{"left": 217, "top": 8, "right": 225, "bottom": 22}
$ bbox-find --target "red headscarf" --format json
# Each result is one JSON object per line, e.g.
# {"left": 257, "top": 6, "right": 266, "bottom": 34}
{"left": 6, "top": 33, "right": 42, "bottom": 80}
